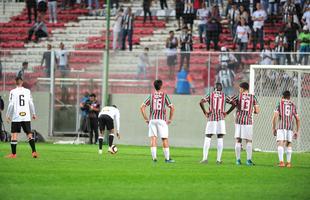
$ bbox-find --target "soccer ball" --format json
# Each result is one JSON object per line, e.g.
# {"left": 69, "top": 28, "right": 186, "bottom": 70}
{"left": 111, "top": 145, "right": 118, "bottom": 154}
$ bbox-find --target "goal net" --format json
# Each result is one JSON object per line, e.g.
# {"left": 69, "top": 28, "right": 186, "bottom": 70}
{"left": 250, "top": 65, "right": 310, "bottom": 152}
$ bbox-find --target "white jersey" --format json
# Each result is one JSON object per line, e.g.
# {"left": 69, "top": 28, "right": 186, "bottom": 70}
{"left": 6, "top": 86, "right": 36, "bottom": 122}
{"left": 99, "top": 106, "right": 120, "bottom": 132}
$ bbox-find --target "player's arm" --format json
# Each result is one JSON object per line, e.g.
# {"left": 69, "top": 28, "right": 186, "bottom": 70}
{"left": 115, "top": 110, "right": 121, "bottom": 139}
{"left": 167, "top": 104, "right": 175, "bottom": 125}
{"left": 225, "top": 104, "right": 236, "bottom": 116}
{"left": 254, "top": 105, "right": 260, "bottom": 114}
{"left": 294, "top": 114, "right": 300, "bottom": 139}
{"left": 6, "top": 91, "right": 13, "bottom": 123}
{"left": 29, "top": 93, "right": 37, "bottom": 120}
{"left": 272, "top": 112, "right": 279, "bottom": 136}
{"left": 140, "top": 103, "right": 149, "bottom": 124}
{"left": 199, "top": 99, "right": 208, "bottom": 116}
{"left": 224, "top": 96, "right": 236, "bottom": 116}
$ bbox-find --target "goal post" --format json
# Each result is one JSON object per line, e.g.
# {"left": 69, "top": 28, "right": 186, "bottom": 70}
{"left": 250, "top": 65, "right": 310, "bottom": 152}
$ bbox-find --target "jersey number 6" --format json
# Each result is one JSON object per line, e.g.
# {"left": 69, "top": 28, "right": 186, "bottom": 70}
{"left": 19, "top": 95, "right": 25, "bottom": 106}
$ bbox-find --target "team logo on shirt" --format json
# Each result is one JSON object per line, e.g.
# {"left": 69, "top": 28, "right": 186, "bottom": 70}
{"left": 19, "top": 112, "right": 26, "bottom": 116}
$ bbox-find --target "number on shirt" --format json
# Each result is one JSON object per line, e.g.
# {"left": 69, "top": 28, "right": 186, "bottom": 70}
{"left": 241, "top": 98, "right": 250, "bottom": 111}
{"left": 213, "top": 96, "right": 223, "bottom": 111}
{"left": 19, "top": 95, "right": 25, "bottom": 106}
{"left": 153, "top": 98, "right": 162, "bottom": 110}
{"left": 284, "top": 104, "right": 291, "bottom": 116}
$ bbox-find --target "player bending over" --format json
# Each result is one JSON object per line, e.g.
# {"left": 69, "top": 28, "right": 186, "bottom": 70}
{"left": 199, "top": 83, "right": 235, "bottom": 164}
{"left": 6, "top": 77, "right": 38, "bottom": 158}
{"left": 230, "top": 82, "right": 259, "bottom": 166}
{"left": 272, "top": 91, "right": 300, "bottom": 168}
{"left": 98, "top": 105, "right": 120, "bottom": 154}
{"left": 140, "top": 79, "right": 175, "bottom": 163}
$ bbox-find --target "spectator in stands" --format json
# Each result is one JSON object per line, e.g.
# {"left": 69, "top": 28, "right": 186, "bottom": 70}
{"left": 183, "top": 0, "right": 195, "bottom": 31}
{"left": 251, "top": 2, "right": 267, "bottom": 51}
{"left": 274, "top": 29, "right": 288, "bottom": 65}
{"left": 143, "top": 0, "right": 152, "bottom": 23}
{"left": 26, "top": 0, "right": 37, "bottom": 24}
{"left": 17, "top": 61, "right": 28, "bottom": 80}
{"left": 219, "top": 47, "right": 238, "bottom": 70}
{"left": 41, "top": 44, "right": 56, "bottom": 77}
{"left": 215, "top": 63, "right": 235, "bottom": 95}
{"left": 137, "top": 47, "right": 151, "bottom": 79}
{"left": 297, "top": 26, "right": 310, "bottom": 65}
{"left": 48, "top": 0, "right": 58, "bottom": 23}
{"left": 285, "top": 15, "right": 300, "bottom": 64}
{"left": 268, "top": 0, "right": 278, "bottom": 21}
{"left": 121, "top": 7, "right": 134, "bottom": 51}
{"left": 260, "top": 42, "right": 275, "bottom": 65}
{"left": 179, "top": 26, "right": 193, "bottom": 71}
{"left": 227, "top": 3, "right": 240, "bottom": 39}
{"left": 26, "top": 15, "right": 48, "bottom": 43}
{"left": 160, "top": 0, "right": 168, "bottom": 10}
{"left": 88, "top": 93, "right": 100, "bottom": 144}
{"left": 87, "top": 0, "right": 99, "bottom": 13}
{"left": 196, "top": 2, "right": 209, "bottom": 44}
{"left": 283, "top": 0, "right": 298, "bottom": 25}
{"left": 56, "top": 42, "right": 69, "bottom": 77}
{"left": 175, "top": 66, "right": 195, "bottom": 95}
{"left": 206, "top": 5, "right": 221, "bottom": 51}
{"left": 175, "top": 0, "right": 184, "bottom": 31}
{"left": 302, "top": 6, "right": 310, "bottom": 31}
{"left": 166, "top": 30, "right": 178, "bottom": 78}
{"left": 113, "top": 8, "right": 124, "bottom": 50}
{"left": 238, "top": 4, "right": 249, "bottom": 24}
{"left": 235, "top": 17, "right": 251, "bottom": 52}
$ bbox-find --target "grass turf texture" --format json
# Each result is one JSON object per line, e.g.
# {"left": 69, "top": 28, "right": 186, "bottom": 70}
{"left": 0, "top": 143, "right": 309, "bottom": 200}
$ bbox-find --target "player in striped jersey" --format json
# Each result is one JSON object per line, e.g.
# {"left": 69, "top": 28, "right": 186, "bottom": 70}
{"left": 5, "top": 77, "right": 38, "bottom": 158}
{"left": 272, "top": 91, "right": 300, "bottom": 168}
{"left": 140, "top": 80, "right": 175, "bottom": 163}
{"left": 199, "top": 83, "right": 235, "bottom": 164}
{"left": 230, "top": 82, "right": 260, "bottom": 166}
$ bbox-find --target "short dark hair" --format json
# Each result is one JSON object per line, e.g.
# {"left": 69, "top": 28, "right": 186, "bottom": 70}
{"left": 153, "top": 79, "right": 163, "bottom": 91}
{"left": 144, "top": 47, "right": 149, "bottom": 51}
{"left": 15, "top": 76, "right": 23, "bottom": 81}
{"left": 283, "top": 90, "right": 291, "bottom": 99}
{"left": 22, "top": 61, "right": 28, "bottom": 66}
{"left": 89, "top": 93, "right": 96, "bottom": 97}
{"left": 112, "top": 105, "right": 117, "bottom": 108}
{"left": 215, "top": 83, "right": 222, "bottom": 91}
{"left": 239, "top": 82, "right": 249, "bottom": 90}
{"left": 169, "top": 30, "right": 174, "bottom": 34}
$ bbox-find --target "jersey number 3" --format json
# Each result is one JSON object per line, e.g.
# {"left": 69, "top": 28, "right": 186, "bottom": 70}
{"left": 19, "top": 95, "right": 25, "bottom": 106}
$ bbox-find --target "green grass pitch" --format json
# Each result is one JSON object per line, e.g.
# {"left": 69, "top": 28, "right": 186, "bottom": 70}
{"left": 0, "top": 143, "right": 309, "bottom": 200}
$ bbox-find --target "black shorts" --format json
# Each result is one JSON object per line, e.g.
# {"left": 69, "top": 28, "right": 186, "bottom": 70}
{"left": 176, "top": 10, "right": 183, "bottom": 20}
{"left": 98, "top": 115, "right": 114, "bottom": 131}
{"left": 11, "top": 121, "right": 31, "bottom": 134}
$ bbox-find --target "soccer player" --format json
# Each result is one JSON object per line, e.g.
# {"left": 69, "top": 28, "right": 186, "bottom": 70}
{"left": 98, "top": 105, "right": 120, "bottom": 154}
{"left": 199, "top": 83, "right": 235, "bottom": 164}
{"left": 272, "top": 91, "right": 300, "bottom": 168}
{"left": 230, "top": 82, "right": 259, "bottom": 166}
{"left": 140, "top": 79, "right": 175, "bottom": 163}
{"left": 6, "top": 77, "right": 38, "bottom": 158}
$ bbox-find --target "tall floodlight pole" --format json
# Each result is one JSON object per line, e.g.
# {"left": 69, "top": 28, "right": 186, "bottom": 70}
{"left": 102, "top": 0, "right": 111, "bottom": 107}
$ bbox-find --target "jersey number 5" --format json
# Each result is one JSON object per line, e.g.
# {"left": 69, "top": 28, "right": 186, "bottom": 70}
{"left": 19, "top": 95, "right": 25, "bottom": 106}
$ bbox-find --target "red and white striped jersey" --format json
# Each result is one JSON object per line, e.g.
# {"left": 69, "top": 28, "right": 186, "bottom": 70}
{"left": 275, "top": 99, "right": 298, "bottom": 131}
{"left": 201, "top": 91, "right": 231, "bottom": 121}
{"left": 143, "top": 91, "right": 172, "bottom": 121}
{"left": 230, "top": 93, "right": 258, "bottom": 125}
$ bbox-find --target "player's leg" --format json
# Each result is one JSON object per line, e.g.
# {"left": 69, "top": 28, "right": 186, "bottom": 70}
{"left": 285, "top": 130, "right": 293, "bottom": 168}
{"left": 148, "top": 120, "right": 158, "bottom": 161}
{"left": 159, "top": 120, "right": 174, "bottom": 163}
{"left": 216, "top": 120, "right": 226, "bottom": 164}
{"left": 201, "top": 134, "right": 212, "bottom": 163}
{"left": 106, "top": 115, "right": 115, "bottom": 153}
{"left": 276, "top": 129, "right": 285, "bottom": 167}
{"left": 234, "top": 124, "right": 242, "bottom": 165}
{"left": 23, "top": 122, "right": 37, "bottom": 158}
{"left": 98, "top": 116, "right": 106, "bottom": 154}
{"left": 245, "top": 139, "right": 254, "bottom": 165}
{"left": 242, "top": 125, "right": 254, "bottom": 166}
{"left": 6, "top": 122, "right": 20, "bottom": 158}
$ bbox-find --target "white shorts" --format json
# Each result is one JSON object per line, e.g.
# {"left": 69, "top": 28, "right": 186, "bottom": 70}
{"left": 235, "top": 124, "right": 253, "bottom": 140}
{"left": 205, "top": 120, "right": 226, "bottom": 135}
{"left": 148, "top": 119, "right": 169, "bottom": 138}
{"left": 276, "top": 129, "right": 293, "bottom": 142}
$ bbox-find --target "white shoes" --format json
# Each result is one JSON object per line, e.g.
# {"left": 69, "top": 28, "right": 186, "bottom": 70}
{"left": 98, "top": 149, "right": 102, "bottom": 154}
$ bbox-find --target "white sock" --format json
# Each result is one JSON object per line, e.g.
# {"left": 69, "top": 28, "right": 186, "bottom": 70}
{"left": 235, "top": 143, "right": 241, "bottom": 160}
{"left": 203, "top": 137, "right": 211, "bottom": 160}
{"left": 246, "top": 142, "right": 252, "bottom": 160}
{"left": 286, "top": 147, "right": 292, "bottom": 163}
{"left": 151, "top": 147, "right": 157, "bottom": 160}
{"left": 217, "top": 138, "right": 223, "bottom": 162}
{"left": 163, "top": 148, "right": 170, "bottom": 160}
{"left": 277, "top": 146, "right": 284, "bottom": 162}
